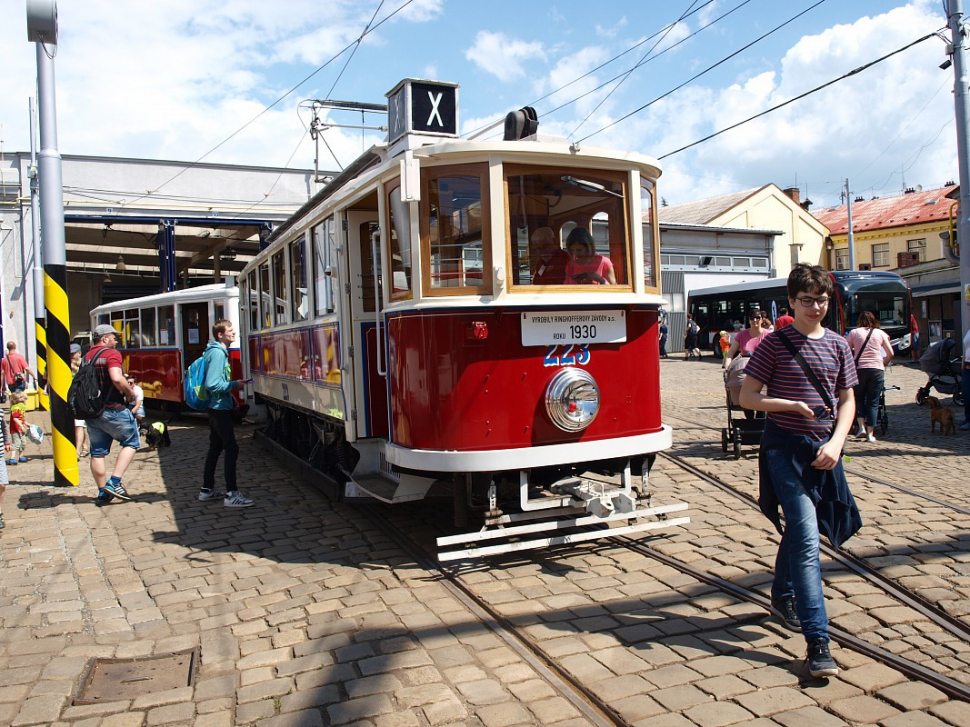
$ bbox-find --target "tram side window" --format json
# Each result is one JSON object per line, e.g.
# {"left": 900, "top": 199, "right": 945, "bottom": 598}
{"left": 273, "top": 252, "right": 288, "bottom": 325}
{"left": 422, "top": 164, "right": 490, "bottom": 294}
{"left": 386, "top": 182, "right": 413, "bottom": 299}
{"left": 158, "top": 305, "right": 175, "bottom": 346}
{"left": 291, "top": 236, "right": 308, "bottom": 322}
{"left": 141, "top": 308, "right": 156, "bottom": 347}
{"left": 247, "top": 271, "right": 259, "bottom": 330}
{"left": 641, "top": 178, "right": 659, "bottom": 291}
{"left": 505, "top": 166, "right": 628, "bottom": 287}
{"left": 258, "top": 262, "right": 271, "bottom": 329}
{"left": 312, "top": 219, "right": 336, "bottom": 316}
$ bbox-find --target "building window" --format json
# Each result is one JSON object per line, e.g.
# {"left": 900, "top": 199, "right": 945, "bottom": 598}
{"left": 907, "top": 238, "right": 926, "bottom": 262}
{"left": 835, "top": 248, "right": 849, "bottom": 271}
{"left": 872, "top": 243, "right": 889, "bottom": 268}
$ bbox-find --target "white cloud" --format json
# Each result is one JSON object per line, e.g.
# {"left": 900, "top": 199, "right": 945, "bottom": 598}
{"left": 465, "top": 31, "right": 545, "bottom": 83}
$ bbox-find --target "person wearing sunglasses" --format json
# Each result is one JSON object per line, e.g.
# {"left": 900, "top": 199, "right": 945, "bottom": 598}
{"left": 722, "top": 309, "right": 770, "bottom": 371}
{"left": 740, "top": 263, "right": 860, "bottom": 680}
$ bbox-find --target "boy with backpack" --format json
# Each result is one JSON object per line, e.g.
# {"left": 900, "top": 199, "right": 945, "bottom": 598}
{"left": 194, "top": 319, "right": 254, "bottom": 507}
{"left": 740, "top": 264, "right": 860, "bottom": 679}
{"left": 75, "top": 325, "right": 139, "bottom": 505}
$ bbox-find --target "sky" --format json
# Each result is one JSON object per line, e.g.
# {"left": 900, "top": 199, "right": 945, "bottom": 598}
{"left": 0, "top": 0, "right": 959, "bottom": 210}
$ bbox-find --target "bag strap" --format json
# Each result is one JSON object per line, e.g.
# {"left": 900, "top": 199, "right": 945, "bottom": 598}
{"left": 775, "top": 330, "right": 835, "bottom": 414}
{"left": 853, "top": 328, "right": 874, "bottom": 367}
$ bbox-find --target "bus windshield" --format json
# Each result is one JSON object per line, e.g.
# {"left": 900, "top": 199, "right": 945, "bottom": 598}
{"left": 839, "top": 279, "right": 908, "bottom": 333}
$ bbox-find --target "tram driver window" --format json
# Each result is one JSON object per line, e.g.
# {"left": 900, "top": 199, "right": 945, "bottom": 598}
{"left": 272, "top": 251, "right": 288, "bottom": 325}
{"left": 312, "top": 219, "right": 336, "bottom": 316}
{"left": 505, "top": 167, "right": 629, "bottom": 288}
{"left": 290, "top": 236, "right": 308, "bottom": 322}
{"left": 422, "top": 164, "right": 490, "bottom": 295}
{"left": 641, "top": 177, "right": 659, "bottom": 292}
{"left": 386, "top": 182, "right": 413, "bottom": 299}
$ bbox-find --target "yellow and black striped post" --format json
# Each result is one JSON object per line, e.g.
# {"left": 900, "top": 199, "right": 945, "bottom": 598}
{"left": 44, "top": 266, "right": 78, "bottom": 486}
{"left": 35, "top": 317, "right": 50, "bottom": 411}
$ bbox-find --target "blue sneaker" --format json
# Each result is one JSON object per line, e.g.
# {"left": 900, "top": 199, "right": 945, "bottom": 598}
{"left": 5, "top": 459, "right": 16, "bottom": 466}
{"left": 17, "top": 456, "right": 27, "bottom": 463}
{"left": 95, "top": 490, "right": 114, "bottom": 507}
{"left": 104, "top": 482, "right": 132, "bottom": 501}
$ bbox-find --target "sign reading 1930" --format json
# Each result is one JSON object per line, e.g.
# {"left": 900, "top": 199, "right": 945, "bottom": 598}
{"left": 521, "top": 310, "right": 626, "bottom": 346}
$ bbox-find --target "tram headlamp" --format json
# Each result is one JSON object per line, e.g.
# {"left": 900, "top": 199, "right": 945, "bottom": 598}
{"left": 545, "top": 368, "right": 600, "bottom": 432}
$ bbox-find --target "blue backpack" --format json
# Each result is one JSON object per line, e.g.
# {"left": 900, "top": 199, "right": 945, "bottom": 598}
{"left": 184, "top": 355, "right": 209, "bottom": 411}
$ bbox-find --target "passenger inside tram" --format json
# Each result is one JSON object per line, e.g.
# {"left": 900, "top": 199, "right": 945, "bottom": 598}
{"left": 529, "top": 226, "right": 569, "bottom": 284}
{"left": 564, "top": 228, "right": 616, "bottom": 285}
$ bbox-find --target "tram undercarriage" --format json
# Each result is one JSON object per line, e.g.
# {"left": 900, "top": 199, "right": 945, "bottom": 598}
{"left": 258, "top": 403, "right": 689, "bottom": 561}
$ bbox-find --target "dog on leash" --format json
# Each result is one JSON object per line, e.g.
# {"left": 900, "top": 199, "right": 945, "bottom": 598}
{"left": 923, "top": 396, "right": 956, "bottom": 435}
{"left": 140, "top": 421, "right": 172, "bottom": 450}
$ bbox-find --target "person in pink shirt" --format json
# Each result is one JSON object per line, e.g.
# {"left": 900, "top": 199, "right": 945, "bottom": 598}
{"left": 722, "top": 309, "right": 771, "bottom": 370}
{"left": 846, "top": 310, "right": 893, "bottom": 442}
{"left": 2, "top": 342, "right": 36, "bottom": 393}
{"left": 564, "top": 228, "right": 616, "bottom": 285}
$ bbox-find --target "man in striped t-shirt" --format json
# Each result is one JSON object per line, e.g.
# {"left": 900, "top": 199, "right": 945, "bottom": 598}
{"left": 740, "top": 264, "right": 859, "bottom": 679}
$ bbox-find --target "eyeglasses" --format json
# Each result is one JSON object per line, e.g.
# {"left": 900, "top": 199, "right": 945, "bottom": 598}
{"left": 795, "top": 295, "right": 829, "bottom": 307}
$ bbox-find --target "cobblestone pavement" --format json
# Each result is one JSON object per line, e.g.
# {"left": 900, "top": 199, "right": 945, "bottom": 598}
{"left": 0, "top": 358, "right": 968, "bottom": 727}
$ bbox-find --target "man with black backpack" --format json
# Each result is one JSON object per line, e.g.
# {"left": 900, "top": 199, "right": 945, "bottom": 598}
{"left": 82, "top": 324, "right": 139, "bottom": 505}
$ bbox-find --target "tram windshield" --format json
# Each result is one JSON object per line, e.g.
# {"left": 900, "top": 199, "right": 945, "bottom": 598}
{"left": 506, "top": 166, "right": 630, "bottom": 288}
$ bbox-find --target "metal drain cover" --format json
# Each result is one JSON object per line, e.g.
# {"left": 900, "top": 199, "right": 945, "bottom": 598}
{"left": 74, "top": 648, "right": 198, "bottom": 705}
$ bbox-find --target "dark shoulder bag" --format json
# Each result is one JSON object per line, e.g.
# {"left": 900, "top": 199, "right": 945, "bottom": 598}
{"left": 853, "top": 328, "right": 874, "bottom": 369}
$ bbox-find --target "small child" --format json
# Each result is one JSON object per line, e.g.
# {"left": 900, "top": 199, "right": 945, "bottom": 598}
{"left": 126, "top": 375, "right": 145, "bottom": 424}
{"left": 718, "top": 331, "right": 731, "bottom": 359}
{"left": 7, "top": 390, "right": 29, "bottom": 465}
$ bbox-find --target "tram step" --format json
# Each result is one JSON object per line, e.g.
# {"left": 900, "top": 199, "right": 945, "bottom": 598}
{"left": 346, "top": 473, "right": 435, "bottom": 504}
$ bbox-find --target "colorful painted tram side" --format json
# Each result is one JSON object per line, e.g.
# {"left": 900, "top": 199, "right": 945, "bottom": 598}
{"left": 239, "top": 78, "right": 687, "bottom": 559}
{"left": 89, "top": 282, "right": 248, "bottom": 411}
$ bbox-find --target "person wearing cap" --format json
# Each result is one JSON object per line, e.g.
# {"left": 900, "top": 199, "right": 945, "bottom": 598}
{"left": 70, "top": 343, "right": 89, "bottom": 457}
{"left": 84, "top": 324, "right": 139, "bottom": 505}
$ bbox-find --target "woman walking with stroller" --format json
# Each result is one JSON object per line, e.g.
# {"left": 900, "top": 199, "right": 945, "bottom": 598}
{"left": 847, "top": 311, "right": 893, "bottom": 442}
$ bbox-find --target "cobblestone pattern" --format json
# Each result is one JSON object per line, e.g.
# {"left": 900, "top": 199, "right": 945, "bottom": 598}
{"left": 0, "top": 358, "right": 968, "bottom": 727}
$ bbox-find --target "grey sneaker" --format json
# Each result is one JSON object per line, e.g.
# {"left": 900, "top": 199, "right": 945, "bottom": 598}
{"left": 224, "top": 491, "right": 254, "bottom": 508}
{"left": 807, "top": 638, "right": 839, "bottom": 678}
{"left": 199, "top": 489, "right": 226, "bottom": 501}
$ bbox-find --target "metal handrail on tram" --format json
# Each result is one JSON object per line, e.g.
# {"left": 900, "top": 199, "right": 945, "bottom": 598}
{"left": 371, "top": 227, "right": 386, "bottom": 377}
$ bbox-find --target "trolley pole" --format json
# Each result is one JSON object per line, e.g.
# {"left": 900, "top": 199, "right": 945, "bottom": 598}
{"left": 27, "top": 0, "right": 78, "bottom": 487}
{"left": 845, "top": 179, "right": 856, "bottom": 271}
{"left": 946, "top": 0, "right": 970, "bottom": 342}
{"left": 29, "top": 97, "right": 50, "bottom": 411}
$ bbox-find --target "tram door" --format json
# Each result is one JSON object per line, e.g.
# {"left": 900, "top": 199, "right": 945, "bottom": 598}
{"left": 346, "top": 210, "right": 389, "bottom": 440}
{"left": 180, "top": 303, "right": 209, "bottom": 369}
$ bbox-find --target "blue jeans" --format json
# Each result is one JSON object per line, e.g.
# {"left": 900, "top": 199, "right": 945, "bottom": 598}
{"left": 767, "top": 448, "right": 829, "bottom": 642}
{"left": 87, "top": 407, "right": 140, "bottom": 457}
{"left": 854, "top": 368, "right": 884, "bottom": 427}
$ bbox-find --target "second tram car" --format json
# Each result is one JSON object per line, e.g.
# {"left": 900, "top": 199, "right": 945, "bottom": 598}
{"left": 90, "top": 283, "right": 248, "bottom": 412}
{"left": 240, "top": 79, "right": 687, "bottom": 559}
{"left": 688, "top": 270, "right": 912, "bottom": 354}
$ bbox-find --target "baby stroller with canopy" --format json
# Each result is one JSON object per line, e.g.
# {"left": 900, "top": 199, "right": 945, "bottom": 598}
{"left": 915, "top": 338, "right": 964, "bottom": 406}
{"left": 721, "top": 357, "right": 765, "bottom": 459}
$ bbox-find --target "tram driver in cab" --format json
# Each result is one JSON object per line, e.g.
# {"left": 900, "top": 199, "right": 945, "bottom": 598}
{"left": 530, "top": 227, "right": 569, "bottom": 285}
{"left": 565, "top": 228, "right": 616, "bottom": 285}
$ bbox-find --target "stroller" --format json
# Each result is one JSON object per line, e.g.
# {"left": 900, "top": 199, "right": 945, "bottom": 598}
{"left": 915, "top": 338, "right": 964, "bottom": 407}
{"left": 721, "top": 357, "right": 765, "bottom": 459}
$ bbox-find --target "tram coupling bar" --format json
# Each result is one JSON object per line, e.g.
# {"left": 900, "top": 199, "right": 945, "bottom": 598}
{"left": 552, "top": 480, "right": 637, "bottom": 518}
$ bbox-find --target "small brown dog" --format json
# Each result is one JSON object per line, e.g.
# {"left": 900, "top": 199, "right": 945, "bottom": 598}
{"left": 924, "top": 396, "right": 956, "bottom": 435}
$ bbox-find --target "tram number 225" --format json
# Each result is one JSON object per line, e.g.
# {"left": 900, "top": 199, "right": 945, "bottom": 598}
{"left": 544, "top": 344, "right": 591, "bottom": 367}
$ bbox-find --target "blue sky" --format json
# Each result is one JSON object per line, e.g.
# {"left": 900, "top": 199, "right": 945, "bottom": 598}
{"left": 0, "top": 0, "right": 957, "bottom": 209}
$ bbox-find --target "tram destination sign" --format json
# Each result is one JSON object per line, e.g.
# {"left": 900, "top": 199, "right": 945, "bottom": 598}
{"left": 521, "top": 310, "right": 626, "bottom": 346}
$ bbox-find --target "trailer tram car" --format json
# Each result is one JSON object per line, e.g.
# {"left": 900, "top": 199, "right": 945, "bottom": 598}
{"left": 241, "top": 79, "right": 688, "bottom": 559}
{"left": 688, "top": 270, "right": 912, "bottom": 354}
{"left": 90, "top": 283, "right": 248, "bottom": 412}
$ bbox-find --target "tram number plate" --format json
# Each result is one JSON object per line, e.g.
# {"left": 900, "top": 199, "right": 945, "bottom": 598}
{"left": 521, "top": 310, "right": 626, "bottom": 346}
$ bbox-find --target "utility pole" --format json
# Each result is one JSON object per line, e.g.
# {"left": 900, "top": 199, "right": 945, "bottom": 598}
{"left": 27, "top": 0, "right": 78, "bottom": 487}
{"left": 845, "top": 179, "right": 856, "bottom": 271}
{"left": 946, "top": 0, "right": 970, "bottom": 344}
{"left": 29, "top": 97, "right": 49, "bottom": 411}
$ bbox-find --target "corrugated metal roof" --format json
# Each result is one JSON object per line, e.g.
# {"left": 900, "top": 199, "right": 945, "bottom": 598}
{"left": 658, "top": 186, "right": 765, "bottom": 224}
{"left": 813, "top": 185, "right": 958, "bottom": 235}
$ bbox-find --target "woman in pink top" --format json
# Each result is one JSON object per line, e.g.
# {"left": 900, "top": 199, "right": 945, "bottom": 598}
{"left": 846, "top": 310, "right": 893, "bottom": 442}
{"left": 564, "top": 228, "right": 616, "bottom": 285}
{"left": 722, "top": 309, "right": 770, "bottom": 370}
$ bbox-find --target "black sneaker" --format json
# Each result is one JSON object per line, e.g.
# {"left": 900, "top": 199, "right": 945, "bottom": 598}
{"left": 807, "top": 638, "right": 839, "bottom": 678}
{"left": 770, "top": 597, "right": 802, "bottom": 632}
{"left": 95, "top": 491, "right": 114, "bottom": 507}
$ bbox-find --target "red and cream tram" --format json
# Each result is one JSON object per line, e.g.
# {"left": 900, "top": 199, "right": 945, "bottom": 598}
{"left": 90, "top": 282, "right": 248, "bottom": 411}
{"left": 240, "top": 79, "right": 688, "bottom": 559}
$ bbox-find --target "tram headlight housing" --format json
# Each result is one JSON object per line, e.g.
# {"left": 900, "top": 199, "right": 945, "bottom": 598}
{"left": 545, "top": 368, "right": 600, "bottom": 432}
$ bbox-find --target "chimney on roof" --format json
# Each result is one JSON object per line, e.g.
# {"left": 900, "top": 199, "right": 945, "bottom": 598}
{"left": 854, "top": 196, "right": 864, "bottom": 202}
{"left": 945, "top": 180, "right": 955, "bottom": 186}
{"left": 904, "top": 187, "right": 916, "bottom": 194}
{"left": 782, "top": 186, "right": 800, "bottom": 204}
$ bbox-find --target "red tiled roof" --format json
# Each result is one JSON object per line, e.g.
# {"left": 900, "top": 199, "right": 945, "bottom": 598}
{"left": 813, "top": 185, "right": 958, "bottom": 235}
